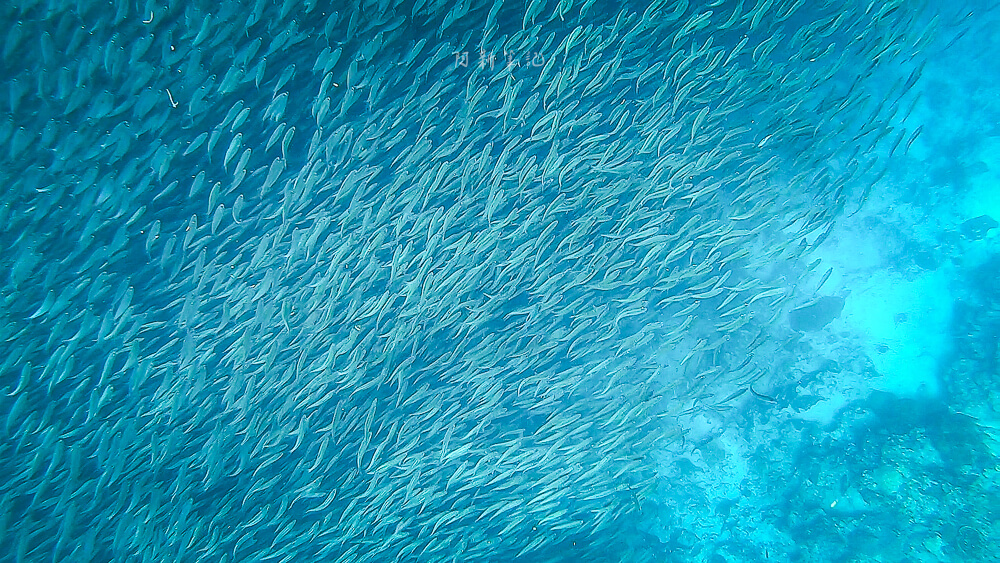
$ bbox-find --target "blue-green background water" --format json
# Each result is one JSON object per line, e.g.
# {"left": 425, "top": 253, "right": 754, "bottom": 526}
{"left": 1, "top": 0, "right": 999, "bottom": 561}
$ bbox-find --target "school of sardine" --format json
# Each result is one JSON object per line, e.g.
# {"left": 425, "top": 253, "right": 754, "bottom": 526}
{"left": 0, "top": 0, "right": 940, "bottom": 561}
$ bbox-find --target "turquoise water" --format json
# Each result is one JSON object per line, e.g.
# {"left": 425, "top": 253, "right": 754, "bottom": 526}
{"left": 0, "top": 0, "right": 998, "bottom": 561}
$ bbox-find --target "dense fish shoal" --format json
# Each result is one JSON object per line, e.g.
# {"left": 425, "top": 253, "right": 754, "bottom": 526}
{"left": 0, "top": 0, "right": 947, "bottom": 561}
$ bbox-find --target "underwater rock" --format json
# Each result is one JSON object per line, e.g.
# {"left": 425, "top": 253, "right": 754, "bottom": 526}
{"left": 789, "top": 296, "right": 846, "bottom": 332}
{"left": 959, "top": 214, "right": 998, "bottom": 240}
{"left": 912, "top": 248, "right": 939, "bottom": 270}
